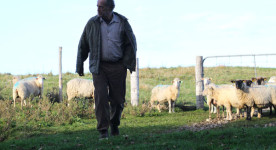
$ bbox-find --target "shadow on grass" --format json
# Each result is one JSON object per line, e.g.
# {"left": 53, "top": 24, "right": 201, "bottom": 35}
{"left": 2, "top": 109, "right": 276, "bottom": 149}
{"left": 2, "top": 118, "right": 276, "bottom": 150}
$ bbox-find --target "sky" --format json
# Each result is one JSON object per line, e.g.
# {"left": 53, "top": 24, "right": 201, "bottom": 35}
{"left": 1, "top": 0, "right": 276, "bottom": 75}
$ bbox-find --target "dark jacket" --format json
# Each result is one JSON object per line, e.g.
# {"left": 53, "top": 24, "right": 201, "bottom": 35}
{"left": 76, "top": 12, "right": 137, "bottom": 74}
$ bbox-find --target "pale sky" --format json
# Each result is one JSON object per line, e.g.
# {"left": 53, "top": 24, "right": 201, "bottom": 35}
{"left": 1, "top": 0, "right": 276, "bottom": 75}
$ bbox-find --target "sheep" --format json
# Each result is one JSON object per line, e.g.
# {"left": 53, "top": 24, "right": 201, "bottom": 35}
{"left": 203, "top": 85, "right": 245, "bottom": 120}
{"left": 150, "top": 78, "right": 182, "bottom": 113}
{"left": 202, "top": 77, "right": 240, "bottom": 120}
{"left": 235, "top": 79, "right": 253, "bottom": 117}
{"left": 203, "top": 86, "right": 219, "bottom": 119}
{"left": 268, "top": 76, "right": 276, "bottom": 83}
{"left": 203, "top": 79, "right": 254, "bottom": 121}
{"left": 251, "top": 77, "right": 276, "bottom": 115}
{"left": 202, "top": 77, "right": 217, "bottom": 114}
{"left": 252, "top": 77, "right": 276, "bottom": 86}
{"left": 66, "top": 78, "right": 95, "bottom": 102}
{"left": 252, "top": 77, "right": 267, "bottom": 85}
{"left": 13, "top": 75, "right": 45, "bottom": 108}
{"left": 231, "top": 80, "right": 276, "bottom": 120}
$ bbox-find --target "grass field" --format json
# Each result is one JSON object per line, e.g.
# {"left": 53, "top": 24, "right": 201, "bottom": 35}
{"left": 1, "top": 66, "right": 276, "bottom": 149}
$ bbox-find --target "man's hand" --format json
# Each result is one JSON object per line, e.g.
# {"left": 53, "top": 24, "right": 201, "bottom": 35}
{"left": 78, "top": 72, "right": 84, "bottom": 76}
{"left": 76, "top": 67, "right": 84, "bottom": 76}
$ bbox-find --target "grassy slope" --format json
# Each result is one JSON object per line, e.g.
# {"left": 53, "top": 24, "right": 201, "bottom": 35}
{"left": 1, "top": 67, "right": 276, "bottom": 149}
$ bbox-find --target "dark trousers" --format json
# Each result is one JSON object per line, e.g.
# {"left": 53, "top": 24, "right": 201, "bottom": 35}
{"left": 92, "top": 61, "right": 127, "bottom": 132}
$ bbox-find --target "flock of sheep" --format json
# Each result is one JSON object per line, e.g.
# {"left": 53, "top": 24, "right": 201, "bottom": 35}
{"left": 12, "top": 73, "right": 276, "bottom": 121}
{"left": 203, "top": 76, "right": 276, "bottom": 121}
{"left": 12, "top": 75, "right": 183, "bottom": 113}
{"left": 12, "top": 76, "right": 95, "bottom": 108}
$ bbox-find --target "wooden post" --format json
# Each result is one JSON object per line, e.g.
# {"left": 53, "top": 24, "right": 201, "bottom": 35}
{"left": 131, "top": 58, "right": 139, "bottom": 106}
{"left": 59, "top": 47, "right": 63, "bottom": 102}
{"left": 195, "top": 56, "right": 204, "bottom": 109}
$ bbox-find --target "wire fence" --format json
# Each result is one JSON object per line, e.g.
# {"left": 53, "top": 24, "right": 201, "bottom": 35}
{"left": 203, "top": 54, "right": 276, "bottom": 83}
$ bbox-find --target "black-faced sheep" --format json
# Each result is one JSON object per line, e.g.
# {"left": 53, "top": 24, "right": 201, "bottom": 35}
{"left": 150, "top": 78, "right": 182, "bottom": 113}
{"left": 231, "top": 80, "right": 276, "bottom": 120}
{"left": 251, "top": 77, "right": 276, "bottom": 115}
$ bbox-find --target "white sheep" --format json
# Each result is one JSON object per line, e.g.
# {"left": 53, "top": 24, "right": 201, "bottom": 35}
{"left": 13, "top": 75, "right": 45, "bottom": 108}
{"left": 66, "top": 78, "right": 95, "bottom": 102}
{"left": 203, "top": 85, "right": 243, "bottom": 120}
{"left": 231, "top": 80, "right": 276, "bottom": 120}
{"left": 202, "top": 77, "right": 217, "bottom": 114}
{"left": 268, "top": 76, "right": 276, "bottom": 83}
{"left": 251, "top": 77, "right": 276, "bottom": 115}
{"left": 150, "top": 78, "right": 182, "bottom": 113}
{"left": 202, "top": 77, "right": 239, "bottom": 120}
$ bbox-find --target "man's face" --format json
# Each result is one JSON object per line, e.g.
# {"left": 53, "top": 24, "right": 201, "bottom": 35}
{"left": 97, "top": 0, "right": 109, "bottom": 18}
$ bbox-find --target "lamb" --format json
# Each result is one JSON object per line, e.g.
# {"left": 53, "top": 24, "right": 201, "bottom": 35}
{"left": 231, "top": 80, "right": 276, "bottom": 120}
{"left": 150, "top": 78, "right": 182, "bottom": 113}
{"left": 13, "top": 75, "right": 45, "bottom": 108}
{"left": 66, "top": 78, "right": 95, "bottom": 102}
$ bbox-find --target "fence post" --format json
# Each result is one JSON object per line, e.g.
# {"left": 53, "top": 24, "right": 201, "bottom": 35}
{"left": 131, "top": 58, "right": 139, "bottom": 106}
{"left": 59, "top": 47, "right": 63, "bottom": 102}
{"left": 195, "top": 56, "right": 204, "bottom": 109}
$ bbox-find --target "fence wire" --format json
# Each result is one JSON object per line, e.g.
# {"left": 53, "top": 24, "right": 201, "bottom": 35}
{"left": 203, "top": 54, "right": 276, "bottom": 84}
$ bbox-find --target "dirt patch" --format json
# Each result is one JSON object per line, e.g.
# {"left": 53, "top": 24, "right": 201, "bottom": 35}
{"left": 179, "top": 118, "right": 230, "bottom": 132}
{"left": 167, "top": 118, "right": 276, "bottom": 133}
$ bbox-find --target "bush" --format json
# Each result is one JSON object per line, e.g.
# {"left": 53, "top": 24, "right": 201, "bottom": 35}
{"left": 46, "top": 87, "right": 60, "bottom": 103}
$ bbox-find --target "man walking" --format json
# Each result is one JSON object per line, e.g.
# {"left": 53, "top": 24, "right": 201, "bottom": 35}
{"left": 76, "top": 0, "right": 137, "bottom": 139}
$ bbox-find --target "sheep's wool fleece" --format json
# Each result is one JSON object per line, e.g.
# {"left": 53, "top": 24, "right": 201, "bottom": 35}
{"left": 67, "top": 78, "right": 94, "bottom": 100}
{"left": 151, "top": 85, "right": 179, "bottom": 102}
{"left": 235, "top": 86, "right": 275, "bottom": 108}
{"left": 210, "top": 87, "right": 243, "bottom": 108}
{"left": 13, "top": 77, "right": 43, "bottom": 99}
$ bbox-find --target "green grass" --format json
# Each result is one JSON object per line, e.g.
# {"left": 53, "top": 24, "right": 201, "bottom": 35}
{"left": 1, "top": 66, "right": 276, "bottom": 149}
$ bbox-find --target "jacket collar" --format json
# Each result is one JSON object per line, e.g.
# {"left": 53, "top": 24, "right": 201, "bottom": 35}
{"left": 93, "top": 12, "right": 127, "bottom": 22}
{"left": 99, "top": 13, "right": 120, "bottom": 24}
